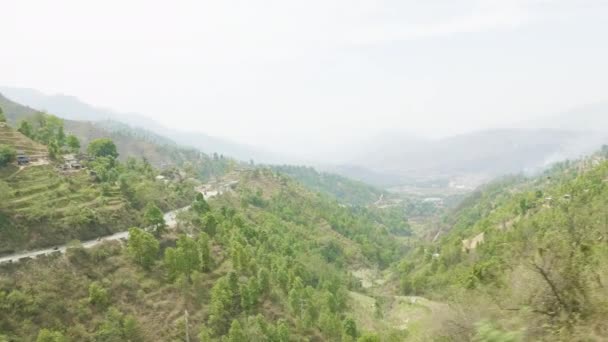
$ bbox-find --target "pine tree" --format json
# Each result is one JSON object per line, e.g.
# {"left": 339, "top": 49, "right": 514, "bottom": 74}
{"left": 127, "top": 228, "right": 159, "bottom": 269}
{"left": 227, "top": 320, "right": 245, "bottom": 342}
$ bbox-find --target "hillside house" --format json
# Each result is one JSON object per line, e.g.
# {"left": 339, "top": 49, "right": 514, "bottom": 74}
{"left": 16, "top": 152, "right": 30, "bottom": 165}
{"left": 62, "top": 154, "right": 82, "bottom": 170}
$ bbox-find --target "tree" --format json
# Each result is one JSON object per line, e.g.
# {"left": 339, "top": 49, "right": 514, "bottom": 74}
{"left": 17, "top": 120, "right": 33, "bottom": 138}
{"left": 0, "top": 145, "right": 16, "bottom": 167}
{"left": 202, "top": 213, "right": 218, "bottom": 236}
{"left": 95, "top": 307, "right": 143, "bottom": 342}
{"left": 127, "top": 227, "right": 159, "bottom": 269}
{"left": 144, "top": 204, "right": 166, "bottom": 236}
{"left": 208, "top": 277, "right": 233, "bottom": 335}
{"left": 36, "top": 329, "right": 67, "bottom": 342}
{"left": 198, "top": 232, "right": 212, "bottom": 272}
{"left": 275, "top": 320, "right": 290, "bottom": 342}
{"left": 342, "top": 317, "right": 358, "bottom": 341}
{"left": 66, "top": 134, "right": 81, "bottom": 152}
{"left": 0, "top": 107, "right": 5, "bottom": 123}
{"left": 88, "top": 282, "right": 109, "bottom": 307}
{"left": 198, "top": 324, "right": 212, "bottom": 342}
{"left": 164, "top": 235, "right": 204, "bottom": 281}
{"left": 227, "top": 320, "right": 245, "bottom": 342}
{"left": 87, "top": 138, "right": 118, "bottom": 158}
{"left": 192, "top": 193, "right": 210, "bottom": 214}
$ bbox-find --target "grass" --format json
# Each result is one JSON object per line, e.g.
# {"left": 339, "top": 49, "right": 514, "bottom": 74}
{"left": 0, "top": 163, "right": 130, "bottom": 252}
{"left": 0, "top": 126, "right": 48, "bottom": 158}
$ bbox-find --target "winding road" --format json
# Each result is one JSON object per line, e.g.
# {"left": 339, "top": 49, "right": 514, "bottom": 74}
{"left": 0, "top": 189, "right": 222, "bottom": 265}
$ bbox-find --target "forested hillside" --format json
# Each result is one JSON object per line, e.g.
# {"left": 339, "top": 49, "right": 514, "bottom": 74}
{"left": 270, "top": 165, "right": 385, "bottom": 206}
{"left": 0, "top": 113, "right": 225, "bottom": 253}
{"left": 395, "top": 150, "right": 608, "bottom": 340}
{"left": 0, "top": 168, "right": 413, "bottom": 341}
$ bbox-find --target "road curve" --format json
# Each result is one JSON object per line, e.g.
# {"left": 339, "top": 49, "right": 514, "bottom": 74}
{"left": 0, "top": 179, "right": 230, "bottom": 265}
{"left": 0, "top": 206, "right": 192, "bottom": 265}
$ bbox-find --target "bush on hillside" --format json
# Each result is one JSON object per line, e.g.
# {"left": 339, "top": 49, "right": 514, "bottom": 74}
{"left": 0, "top": 144, "right": 16, "bottom": 166}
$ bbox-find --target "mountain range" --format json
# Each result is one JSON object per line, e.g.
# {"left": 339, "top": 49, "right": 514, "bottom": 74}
{"left": 3, "top": 86, "right": 607, "bottom": 189}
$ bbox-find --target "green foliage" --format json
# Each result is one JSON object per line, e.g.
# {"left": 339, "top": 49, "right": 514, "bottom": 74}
{"left": 0, "top": 107, "right": 5, "bottom": 123}
{"left": 164, "top": 233, "right": 213, "bottom": 282}
{"left": 192, "top": 193, "right": 210, "bottom": 214}
{"left": 0, "top": 144, "right": 16, "bottom": 166}
{"left": 35, "top": 329, "right": 67, "bottom": 342}
{"left": 272, "top": 165, "right": 385, "bottom": 205}
{"left": 198, "top": 324, "right": 212, "bottom": 342}
{"left": 17, "top": 120, "right": 33, "bottom": 137}
{"left": 127, "top": 227, "right": 159, "bottom": 269}
{"left": 227, "top": 320, "right": 245, "bottom": 342}
{"left": 473, "top": 321, "right": 522, "bottom": 342}
{"left": 357, "top": 333, "right": 381, "bottom": 342}
{"left": 0, "top": 167, "right": 415, "bottom": 341}
{"left": 87, "top": 138, "right": 118, "bottom": 158}
{"left": 65, "top": 134, "right": 80, "bottom": 152}
{"left": 88, "top": 281, "right": 109, "bottom": 307}
{"left": 95, "top": 307, "right": 142, "bottom": 342}
{"left": 342, "top": 317, "right": 358, "bottom": 341}
{"left": 144, "top": 203, "right": 166, "bottom": 236}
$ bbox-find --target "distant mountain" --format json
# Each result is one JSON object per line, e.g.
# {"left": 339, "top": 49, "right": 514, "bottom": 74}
{"left": 0, "top": 86, "right": 283, "bottom": 163}
{"left": 340, "top": 127, "right": 608, "bottom": 188}
{"left": 524, "top": 102, "right": 608, "bottom": 132}
{"left": 0, "top": 93, "right": 230, "bottom": 171}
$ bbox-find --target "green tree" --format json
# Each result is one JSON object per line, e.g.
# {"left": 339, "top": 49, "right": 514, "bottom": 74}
{"left": 36, "top": 329, "right": 67, "bottom": 342}
{"left": 48, "top": 140, "right": 60, "bottom": 160}
{"left": 66, "top": 134, "right": 81, "bottom": 152}
{"left": 95, "top": 307, "right": 142, "bottom": 342}
{"left": 276, "top": 320, "right": 290, "bottom": 342}
{"left": 88, "top": 281, "right": 109, "bottom": 307}
{"left": 202, "top": 213, "right": 218, "bottom": 236}
{"left": 319, "top": 309, "right": 342, "bottom": 340}
{"left": 127, "top": 227, "right": 159, "bottom": 269}
{"left": 227, "top": 320, "right": 245, "bottom": 342}
{"left": 0, "top": 107, "right": 5, "bottom": 123}
{"left": 144, "top": 203, "right": 166, "bottom": 236}
{"left": 342, "top": 317, "right": 358, "bottom": 341}
{"left": 17, "top": 120, "right": 33, "bottom": 138}
{"left": 164, "top": 235, "right": 201, "bottom": 281}
{"left": 198, "top": 324, "right": 212, "bottom": 342}
{"left": 192, "top": 193, "right": 210, "bottom": 214}
{"left": 208, "top": 277, "right": 233, "bottom": 335}
{"left": 87, "top": 138, "right": 118, "bottom": 158}
{"left": 198, "top": 232, "right": 212, "bottom": 272}
{"left": 0, "top": 145, "right": 16, "bottom": 167}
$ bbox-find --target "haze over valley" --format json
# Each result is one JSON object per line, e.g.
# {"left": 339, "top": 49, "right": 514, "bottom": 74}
{"left": 1, "top": 1, "right": 608, "bottom": 341}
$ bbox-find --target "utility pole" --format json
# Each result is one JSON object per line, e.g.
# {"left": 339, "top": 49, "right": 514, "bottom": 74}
{"left": 184, "top": 309, "right": 190, "bottom": 342}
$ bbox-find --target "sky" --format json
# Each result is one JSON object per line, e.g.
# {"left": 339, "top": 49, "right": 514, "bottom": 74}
{"left": 1, "top": 0, "right": 608, "bottom": 158}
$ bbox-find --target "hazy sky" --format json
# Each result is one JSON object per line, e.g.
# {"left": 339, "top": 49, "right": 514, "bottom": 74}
{"left": 2, "top": 0, "right": 608, "bottom": 156}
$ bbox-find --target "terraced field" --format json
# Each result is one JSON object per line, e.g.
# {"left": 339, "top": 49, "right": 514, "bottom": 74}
{"left": 0, "top": 125, "right": 48, "bottom": 161}
{"left": 0, "top": 164, "right": 134, "bottom": 253}
{"left": 4, "top": 165, "right": 125, "bottom": 213}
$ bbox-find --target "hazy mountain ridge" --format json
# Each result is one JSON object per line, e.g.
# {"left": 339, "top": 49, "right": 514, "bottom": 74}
{"left": 0, "top": 87, "right": 282, "bottom": 163}
{"left": 4, "top": 87, "right": 607, "bottom": 191}
{"left": 339, "top": 126, "right": 608, "bottom": 188}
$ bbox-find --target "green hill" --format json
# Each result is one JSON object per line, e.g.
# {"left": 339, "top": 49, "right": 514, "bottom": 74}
{"left": 394, "top": 151, "right": 608, "bottom": 340}
{"left": 0, "top": 168, "right": 412, "bottom": 341}
{"left": 0, "top": 115, "right": 203, "bottom": 254}
{"left": 270, "top": 165, "right": 386, "bottom": 206}
{"left": 0, "top": 93, "right": 235, "bottom": 177}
